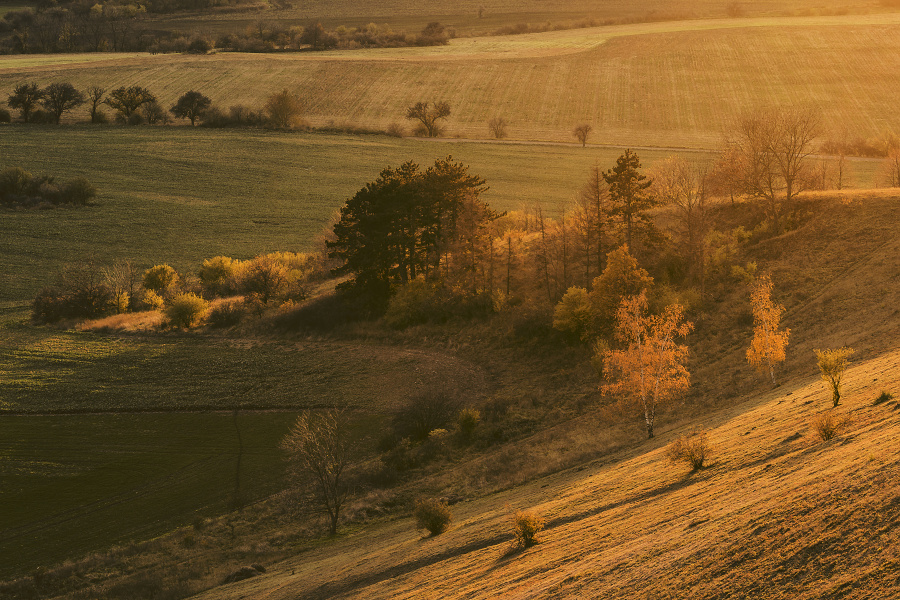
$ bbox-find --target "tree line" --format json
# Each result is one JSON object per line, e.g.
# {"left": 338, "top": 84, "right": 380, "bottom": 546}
{"left": 2, "top": 82, "right": 310, "bottom": 128}
{"left": 0, "top": 3, "right": 450, "bottom": 55}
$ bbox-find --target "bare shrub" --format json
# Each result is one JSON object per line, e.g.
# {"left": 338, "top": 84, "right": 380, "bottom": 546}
{"left": 208, "top": 299, "right": 246, "bottom": 328}
{"left": 666, "top": 429, "right": 712, "bottom": 470}
{"left": 393, "top": 392, "right": 461, "bottom": 441}
{"left": 812, "top": 411, "right": 852, "bottom": 441}
{"left": 385, "top": 122, "right": 405, "bottom": 137}
{"left": 414, "top": 498, "right": 453, "bottom": 536}
{"left": 512, "top": 509, "right": 545, "bottom": 549}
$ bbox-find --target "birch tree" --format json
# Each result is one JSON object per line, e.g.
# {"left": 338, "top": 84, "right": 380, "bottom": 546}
{"left": 746, "top": 274, "right": 790, "bottom": 385}
{"left": 603, "top": 292, "right": 693, "bottom": 439}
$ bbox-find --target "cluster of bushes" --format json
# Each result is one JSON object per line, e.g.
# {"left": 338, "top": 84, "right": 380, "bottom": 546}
{"left": 32, "top": 251, "right": 321, "bottom": 326}
{"left": 0, "top": 167, "right": 96, "bottom": 207}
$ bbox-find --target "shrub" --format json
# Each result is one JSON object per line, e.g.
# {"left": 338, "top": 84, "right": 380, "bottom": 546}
{"left": 812, "top": 411, "right": 852, "bottom": 441}
{"left": 414, "top": 498, "right": 453, "bottom": 536}
{"left": 392, "top": 392, "right": 461, "bottom": 441}
{"left": 198, "top": 255, "right": 240, "bottom": 297}
{"left": 457, "top": 408, "right": 481, "bottom": 440}
{"left": 143, "top": 264, "right": 180, "bottom": 294}
{"left": 0, "top": 166, "right": 31, "bottom": 198}
{"left": 138, "top": 289, "right": 166, "bottom": 311}
{"left": 666, "top": 429, "right": 712, "bottom": 471}
{"left": 873, "top": 390, "right": 894, "bottom": 405}
{"left": 0, "top": 108, "right": 10, "bottom": 123}
{"left": 512, "top": 509, "right": 544, "bottom": 549}
{"left": 208, "top": 299, "right": 246, "bottom": 328}
{"left": 552, "top": 286, "right": 591, "bottom": 341}
{"left": 60, "top": 177, "right": 97, "bottom": 205}
{"left": 164, "top": 293, "right": 209, "bottom": 328}
{"left": 386, "top": 122, "right": 405, "bottom": 137}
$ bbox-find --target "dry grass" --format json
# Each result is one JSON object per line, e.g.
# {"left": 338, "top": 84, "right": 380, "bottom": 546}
{"left": 78, "top": 310, "right": 164, "bottom": 332}
{"left": 188, "top": 348, "right": 900, "bottom": 599}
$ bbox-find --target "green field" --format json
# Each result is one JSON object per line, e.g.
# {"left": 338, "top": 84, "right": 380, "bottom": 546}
{"left": 0, "top": 410, "right": 297, "bottom": 578}
{"left": 0, "top": 126, "right": 729, "bottom": 304}
{"left": 3, "top": 15, "right": 900, "bottom": 148}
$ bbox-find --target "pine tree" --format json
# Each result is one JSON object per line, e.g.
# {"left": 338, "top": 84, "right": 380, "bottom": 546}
{"left": 604, "top": 149, "right": 660, "bottom": 251}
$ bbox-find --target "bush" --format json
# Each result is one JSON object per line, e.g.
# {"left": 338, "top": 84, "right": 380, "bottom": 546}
{"left": 164, "top": 293, "right": 209, "bottom": 328}
{"left": 60, "top": 177, "right": 97, "bottom": 205}
{"left": 512, "top": 509, "right": 544, "bottom": 549}
{"left": 665, "top": 429, "right": 712, "bottom": 471}
{"left": 552, "top": 286, "right": 591, "bottom": 341}
{"left": 386, "top": 122, "right": 405, "bottom": 137}
{"left": 873, "top": 390, "right": 894, "bottom": 405}
{"left": 393, "top": 392, "right": 461, "bottom": 441}
{"left": 812, "top": 411, "right": 852, "bottom": 441}
{"left": 0, "top": 108, "right": 10, "bottom": 123}
{"left": 143, "top": 264, "right": 179, "bottom": 294}
{"left": 457, "top": 407, "right": 480, "bottom": 440}
{"left": 199, "top": 255, "right": 240, "bottom": 297}
{"left": 208, "top": 299, "right": 246, "bottom": 328}
{"left": 414, "top": 498, "right": 453, "bottom": 536}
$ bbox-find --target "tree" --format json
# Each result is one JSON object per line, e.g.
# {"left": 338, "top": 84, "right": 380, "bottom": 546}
{"left": 732, "top": 106, "right": 821, "bottom": 232}
{"left": 327, "top": 156, "right": 492, "bottom": 307}
{"left": 651, "top": 156, "right": 710, "bottom": 289}
{"left": 573, "top": 124, "right": 592, "bottom": 147}
{"left": 588, "top": 245, "right": 654, "bottom": 337}
{"left": 815, "top": 347, "right": 854, "bottom": 407}
{"left": 104, "top": 86, "right": 156, "bottom": 122}
{"left": 574, "top": 163, "right": 611, "bottom": 286}
{"left": 747, "top": 274, "right": 790, "bottom": 385}
{"left": 170, "top": 90, "right": 211, "bottom": 126}
{"left": 406, "top": 101, "right": 450, "bottom": 137}
{"left": 86, "top": 85, "right": 106, "bottom": 123}
{"left": 604, "top": 149, "right": 660, "bottom": 252}
{"left": 280, "top": 410, "right": 355, "bottom": 536}
{"left": 603, "top": 292, "right": 693, "bottom": 439}
{"left": 487, "top": 116, "right": 507, "bottom": 139}
{"left": 707, "top": 143, "right": 745, "bottom": 204}
{"left": 264, "top": 89, "right": 304, "bottom": 129}
{"left": 7, "top": 82, "right": 43, "bottom": 123}
{"left": 40, "top": 82, "right": 85, "bottom": 125}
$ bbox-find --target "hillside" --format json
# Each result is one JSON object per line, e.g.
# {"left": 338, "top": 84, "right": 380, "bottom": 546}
{"left": 3, "top": 15, "right": 900, "bottom": 147}
{"left": 192, "top": 352, "right": 900, "bottom": 599}
{"left": 185, "top": 194, "right": 900, "bottom": 599}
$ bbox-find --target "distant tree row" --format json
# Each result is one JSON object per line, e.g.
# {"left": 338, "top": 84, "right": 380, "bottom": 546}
{"left": 3, "top": 82, "right": 308, "bottom": 129}
{"left": 0, "top": 5, "right": 450, "bottom": 55}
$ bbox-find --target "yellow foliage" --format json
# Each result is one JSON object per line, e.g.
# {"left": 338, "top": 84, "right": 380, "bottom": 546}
{"left": 746, "top": 274, "right": 790, "bottom": 385}
{"left": 814, "top": 347, "right": 855, "bottom": 407}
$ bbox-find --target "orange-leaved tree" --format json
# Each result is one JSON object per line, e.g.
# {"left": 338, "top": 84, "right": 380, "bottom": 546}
{"left": 746, "top": 274, "right": 790, "bottom": 385}
{"left": 603, "top": 292, "right": 693, "bottom": 439}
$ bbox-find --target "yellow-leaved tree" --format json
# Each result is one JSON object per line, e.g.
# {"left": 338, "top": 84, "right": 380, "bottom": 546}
{"left": 747, "top": 274, "right": 790, "bottom": 385}
{"left": 603, "top": 292, "right": 693, "bottom": 439}
{"left": 814, "top": 347, "right": 855, "bottom": 407}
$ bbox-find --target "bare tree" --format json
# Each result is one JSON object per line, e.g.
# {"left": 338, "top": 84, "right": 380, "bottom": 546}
{"left": 651, "top": 156, "right": 710, "bottom": 290}
{"left": 86, "top": 85, "right": 106, "bottom": 123}
{"left": 406, "top": 101, "right": 450, "bottom": 137}
{"left": 264, "top": 89, "right": 304, "bottom": 129}
{"left": 731, "top": 106, "right": 821, "bottom": 232}
{"left": 573, "top": 123, "right": 592, "bottom": 147}
{"left": 280, "top": 410, "right": 356, "bottom": 536}
{"left": 487, "top": 116, "right": 507, "bottom": 139}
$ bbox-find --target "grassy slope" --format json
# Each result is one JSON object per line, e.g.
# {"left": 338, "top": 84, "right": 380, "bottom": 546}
{"left": 190, "top": 194, "right": 900, "bottom": 599}
{"left": 3, "top": 15, "right": 900, "bottom": 147}
{"left": 195, "top": 352, "right": 900, "bottom": 599}
{"left": 0, "top": 127, "right": 715, "bottom": 304}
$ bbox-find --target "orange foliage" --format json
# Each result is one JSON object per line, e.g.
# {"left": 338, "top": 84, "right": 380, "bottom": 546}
{"left": 746, "top": 274, "right": 790, "bottom": 385}
{"left": 603, "top": 292, "right": 693, "bottom": 439}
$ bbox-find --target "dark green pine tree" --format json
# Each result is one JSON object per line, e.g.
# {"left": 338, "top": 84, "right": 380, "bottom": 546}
{"left": 603, "top": 149, "right": 660, "bottom": 252}
{"left": 327, "top": 156, "right": 490, "bottom": 309}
